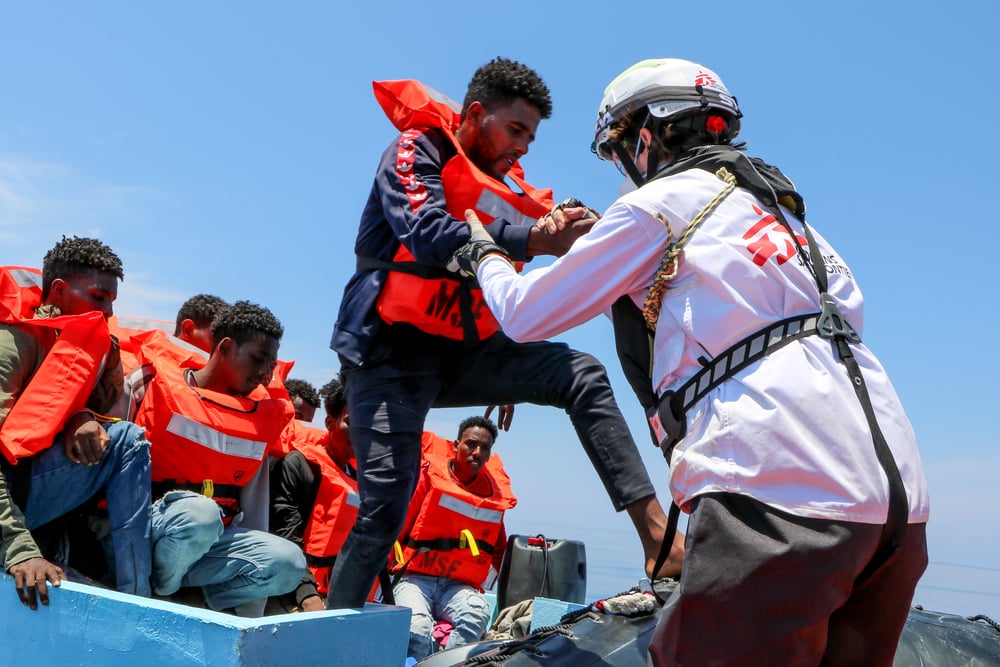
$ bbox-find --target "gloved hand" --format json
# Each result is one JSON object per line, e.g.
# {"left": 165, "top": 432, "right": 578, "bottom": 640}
{"left": 448, "top": 210, "right": 512, "bottom": 277}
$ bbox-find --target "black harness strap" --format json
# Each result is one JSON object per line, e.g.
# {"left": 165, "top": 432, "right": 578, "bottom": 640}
{"left": 752, "top": 162, "right": 908, "bottom": 578}
{"left": 648, "top": 501, "right": 681, "bottom": 605}
{"left": 651, "top": 312, "right": 823, "bottom": 454}
{"left": 794, "top": 224, "right": 909, "bottom": 580}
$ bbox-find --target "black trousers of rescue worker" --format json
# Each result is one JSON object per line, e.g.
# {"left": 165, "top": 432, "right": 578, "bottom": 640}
{"left": 649, "top": 493, "right": 928, "bottom": 667}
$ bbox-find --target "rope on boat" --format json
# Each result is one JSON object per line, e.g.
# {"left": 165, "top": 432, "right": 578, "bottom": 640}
{"left": 966, "top": 614, "right": 1000, "bottom": 633}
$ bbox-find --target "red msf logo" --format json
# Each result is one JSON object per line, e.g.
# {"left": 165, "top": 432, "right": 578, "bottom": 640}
{"left": 743, "top": 204, "right": 806, "bottom": 266}
{"left": 694, "top": 71, "right": 717, "bottom": 87}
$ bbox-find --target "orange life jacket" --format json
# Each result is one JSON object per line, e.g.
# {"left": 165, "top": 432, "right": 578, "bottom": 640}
{"left": 108, "top": 315, "right": 178, "bottom": 376}
{"left": 393, "top": 432, "right": 516, "bottom": 588}
{"left": 0, "top": 266, "right": 113, "bottom": 465}
{"left": 282, "top": 419, "right": 360, "bottom": 595}
{"left": 0, "top": 266, "right": 43, "bottom": 321}
{"left": 371, "top": 79, "right": 554, "bottom": 342}
{"left": 108, "top": 314, "right": 295, "bottom": 390}
{"left": 133, "top": 330, "right": 293, "bottom": 515}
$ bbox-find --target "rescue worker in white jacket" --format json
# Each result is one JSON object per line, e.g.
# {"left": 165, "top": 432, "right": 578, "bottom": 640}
{"left": 454, "top": 58, "right": 930, "bottom": 666}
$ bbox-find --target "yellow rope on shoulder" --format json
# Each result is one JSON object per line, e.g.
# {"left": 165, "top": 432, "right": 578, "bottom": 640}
{"left": 643, "top": 167, "right": 738, "bottom": 330}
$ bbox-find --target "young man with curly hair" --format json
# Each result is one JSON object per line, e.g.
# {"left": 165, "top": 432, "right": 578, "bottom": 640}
{"left": 283, "top": 378, "right": 321, "bottom": 423}
{"left": 174, "top": 293, "right": 230, "bottom": 353}
{"left": 0, "top": 236, "right": 152, "bottom": 609}
{"left": 327, "top": 57, "right": 682, "bottom": 610}
{"left": 126, "top": 300, "right": 305, "bottom": 615}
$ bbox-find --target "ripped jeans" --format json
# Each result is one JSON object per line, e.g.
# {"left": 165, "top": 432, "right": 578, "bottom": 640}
{"left": 393, "top": 573, "right": 492, "bottom": 660}
{"left": 151, "top": 491, "right": 305, "bottom": 613}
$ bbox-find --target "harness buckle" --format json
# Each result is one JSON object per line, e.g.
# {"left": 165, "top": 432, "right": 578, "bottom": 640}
{"left": 817, "top": 294, "right": 860, "bottom": 343}
{"left": 647, "top": 393, "right": 687, "bottom": 459}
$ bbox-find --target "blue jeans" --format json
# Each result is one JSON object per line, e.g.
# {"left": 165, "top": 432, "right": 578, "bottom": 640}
{"left": 326, "top": 327, "right": 656, "bottom": 609}
{"left": 393, "top": 573, "right": 492, "bottom": 660}
{"left": 24, "top": 420, "right": 152, "bottom": 596}
{"left": 151, "top": 491, "right": 305, "bottom": 612}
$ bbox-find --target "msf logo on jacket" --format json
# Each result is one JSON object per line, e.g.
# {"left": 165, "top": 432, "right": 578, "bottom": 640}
{"left": 742, "top": 203, "right": 807, "bottom": 267}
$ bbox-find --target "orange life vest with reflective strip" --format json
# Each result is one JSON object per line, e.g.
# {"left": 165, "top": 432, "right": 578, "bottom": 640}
{"left": 0, "top": 266, "right": 113, "bottom": 465}
{"left": 393, "top": 432, "right": 516, "bottom": 588}
{"left": 371, "top": 79, "right": 554, "bottom": 341}
{"left": 282, "top": 419, "right": 360, "bottom": 595}
{"left": 134, "top": 330, "right": 294, "bottom": 510}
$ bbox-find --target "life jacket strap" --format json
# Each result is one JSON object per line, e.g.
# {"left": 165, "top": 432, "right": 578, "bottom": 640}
{"left": 356, "top": 255, "right": 454, "bottom": 280}
{"left": 304, "top": 553, "right": 337, "bottom": 568}
{"left": 152, "top": 479, "right": 243, "bottom": 520}
{"left": 404, "top": 536, "right": 495, "bottom": 556}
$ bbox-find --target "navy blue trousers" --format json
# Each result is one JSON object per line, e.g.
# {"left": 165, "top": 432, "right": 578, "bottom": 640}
{"left": 326, "top": 326, "right": 655, "bottom": 609}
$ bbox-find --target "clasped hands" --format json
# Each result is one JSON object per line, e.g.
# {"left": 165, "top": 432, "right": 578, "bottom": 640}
{"left": 450, "top": 199, "right": 600, "bottom": 277}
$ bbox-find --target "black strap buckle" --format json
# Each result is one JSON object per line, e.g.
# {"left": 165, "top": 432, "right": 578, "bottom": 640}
{"left": 647, "top": 394, "right": 687, "bottom": 457}
{"left": 817, "top": 294, "right": 860, "bottom": 343}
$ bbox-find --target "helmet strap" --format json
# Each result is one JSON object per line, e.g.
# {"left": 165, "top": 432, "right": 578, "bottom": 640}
{"left": 645, "top": 144, "right": 662, "bottom": 183}
{"left": 611, "top": 141, "right": 647, "bottom": 188}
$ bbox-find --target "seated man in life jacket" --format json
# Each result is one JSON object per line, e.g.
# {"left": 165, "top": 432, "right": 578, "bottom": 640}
{"left": 0, "top": 237, "right": 153, "bottom": 609}
{"left": 269, "top": 375, "right": 357, "bottom": 613}
{"left": 283, "top": 378, "right": 321, "bottom": 424}
{"left": 391, "top": 416, "right": 514, "bottom": 661}
{"left": 126, "top": 300, "right": 306, "bottom": 616}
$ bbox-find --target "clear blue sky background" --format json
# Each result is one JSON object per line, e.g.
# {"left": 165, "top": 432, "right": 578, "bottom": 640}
{"left": 2, "top": 2, "right": 997, "bottom": 617}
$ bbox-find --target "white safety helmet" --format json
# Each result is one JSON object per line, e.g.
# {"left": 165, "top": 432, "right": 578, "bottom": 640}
{"left": 592, "top": 58, "right": 741, "bottom": 164}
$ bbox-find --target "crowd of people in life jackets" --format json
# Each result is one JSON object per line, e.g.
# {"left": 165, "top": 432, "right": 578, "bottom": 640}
{"left": 4, "top": 52, "right": 931, "bottom": 666}
{"left": 1, "top": 237, "right": 515, "bottom": 656}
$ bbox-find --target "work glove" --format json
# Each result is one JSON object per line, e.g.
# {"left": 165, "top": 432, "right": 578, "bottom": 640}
{"left": 448, "top": 210, "right": 512, "bottom": 277}
{"left": 556, "top": 197, "right": 601, "bottom": 218}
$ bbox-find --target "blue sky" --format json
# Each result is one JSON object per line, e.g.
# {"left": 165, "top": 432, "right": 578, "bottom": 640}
{"left": 2, "top": 2, "right": 998, "bottom": 616}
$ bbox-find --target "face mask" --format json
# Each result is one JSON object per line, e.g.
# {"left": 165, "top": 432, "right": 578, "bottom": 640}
{"left": 618, "top": 177, "right": 638, "bottom": 197}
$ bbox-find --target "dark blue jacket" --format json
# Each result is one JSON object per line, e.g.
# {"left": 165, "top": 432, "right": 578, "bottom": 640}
{"left": 331, "top": 127, "right": 532, "bottom": 365}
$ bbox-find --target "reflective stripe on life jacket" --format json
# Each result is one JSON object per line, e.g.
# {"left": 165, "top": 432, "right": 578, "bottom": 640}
{"left": 283, "top": 419, "right": 360, "bottom": 595}
{"left": 371, "top": 79, "right": 554, "bottom": 342}
{"left": 394, "top": 432, "right": 516, "bottom": 588}
{"left": 133, "top": 330, "right": 294, "bottom": 508}
{"left": 0, "top": 267, "right": 113, "bottom": 464}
